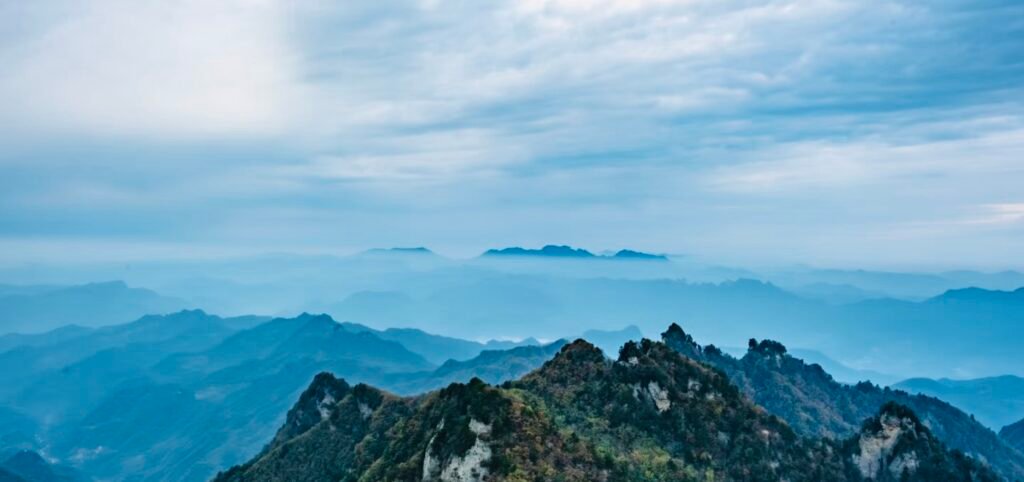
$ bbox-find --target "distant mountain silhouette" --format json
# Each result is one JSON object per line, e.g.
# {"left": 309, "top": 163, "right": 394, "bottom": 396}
{"left": 482, "top": 245, "right": 667, "bottom": 260}
{"left": 0, "top": 309, "right": 251, "bottom": 403}
{"left": 786, "top": 348, "right": 900, "bottom": 386}
{"left": 0, "top": 450, "right": 83, "bottom": 482}
{"left": 0, "top": 408, "right": 36, "bottom": 461}
{"left": 384, "top": 340, "right": 568, "bottom": 394}
{"left": 1002, "top": 418, "right": 1024, "bottom": 453}
{"left": 313, "top": 277, "right": 1024, "bottom": 377}
{"left": 483, "top": 245, "right": 597, "bottom": 258}
{"left": 338, "top": 321, "right": 540, "bottom": 365}
{"left": 339, "top": 322, "right": 484, "bottom": 364}
{"left": 0, "top": 326, "right": 92, "bottom": 354}
{"left": 788, "top": 282, "right": 889, "bottom": 304}
{"left": 928, "top": 286, "right": 1024, "bottom": 305}
{"left": 362, "top": 247, "right": 436, "bottom": 255}
{"left": 0, "top": 281, "right": 188, "bottom": 333}
{"left": 0, "top": 312, "right": 574, "bottom": 481}
{"left": 47, "top": 312, "right": 435, "bottom": 481}
{"left": 767, "top": 268, "right": 1024, "bottom": 300}
{"left": 580, "top": 325, "right": 644, "bottom": 354}
{"left": 612, "top": 249, "right": 668, "bottom": 260}
{"left": 893, "top": 375, "right": 1024, "bottom": 430}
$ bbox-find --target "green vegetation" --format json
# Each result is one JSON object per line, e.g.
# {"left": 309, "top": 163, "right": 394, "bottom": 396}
{"left": 662, "top": 323, "right": 1024, "bottom": 480}
{"left": 217, "top": 337, "right": 997, "bottom": 482}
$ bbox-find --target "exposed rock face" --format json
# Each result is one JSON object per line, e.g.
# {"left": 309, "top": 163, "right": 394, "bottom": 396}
{"left": 434, "top": 419, "right": 492, "bottom": 482}
{"left": 357, "top": 402, "right": 373, "bottom": 419}
{"left": 421, "top": 420, "right": 445, "bottom": 481}
{"left": 632, "top": 381, "right": 671, "bottom": 412}
{"left": 661, "top": 324, "right": 1024, "bottom": 480}
{"left": 854, "top": 409, "right": 917, "bottom": 478}
{"left": 266, "top": 372, "right": 350, "bottom": 449}
{"left": 215, "top": 339, "right": 1000, "bottom": 482}
{"left": 316, "top": 393, "right": 336, "bottom": 419}
{"left": 422, "top": 418, "right": 492, "bottom": 482}
{"left": 843, "top": 402, "right": 1000, "bottom": 482}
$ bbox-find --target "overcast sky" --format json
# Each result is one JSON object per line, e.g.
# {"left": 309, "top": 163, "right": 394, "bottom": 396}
{"left": 1, "top": 0, "right": 1022, "bottom": 270}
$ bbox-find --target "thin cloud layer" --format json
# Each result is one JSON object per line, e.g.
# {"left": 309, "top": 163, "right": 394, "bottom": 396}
{"left": 1, "top": 0, "right": 1022, "bottom": 267}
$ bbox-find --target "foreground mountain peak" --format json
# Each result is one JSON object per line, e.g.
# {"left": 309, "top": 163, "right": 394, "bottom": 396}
{"left": 659, "top": 322, "right": 1024, "bottom": 480}
{"left": 660, "top": 322, "right": 703, "bottom": 359}
{"left": 852, "top": 402, "right": 998, "bottom": 481}
{"left": 266, "top": 372, "right": 351, "bottom": 448}
{"left": 747, "top": 338, "right": 788, "bottom": 356}
{"left": 217, "top": 332, "right": 998, "bottom": 482}
{"left": 555, "top": 338, "right": 605, "bottom": 361}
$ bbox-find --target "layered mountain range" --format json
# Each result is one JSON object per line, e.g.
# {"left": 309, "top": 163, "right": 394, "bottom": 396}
{"left": 217, "top": 338, "right": 1000, "bottom": 482}
{"left": 1, "top": 305, "right": 1022, "bottom": 480}
{"left": 0, "top": 281, "right": 188, "bottom": 333}
{"left": 893, "top": 376, "right": 1024, "bottom": 430}
{"left": 4, "top": 267, "right": 1024, "bottom": 379}
{"left": 0, "top": 311, "right": 609, "bottom": 481}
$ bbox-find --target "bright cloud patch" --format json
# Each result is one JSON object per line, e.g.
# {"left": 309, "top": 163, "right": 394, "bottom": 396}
{"left": 0, "top": 0, "right": 302, "bottom": 139}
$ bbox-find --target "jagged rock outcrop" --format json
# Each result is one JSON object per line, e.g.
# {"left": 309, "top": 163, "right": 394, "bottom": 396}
{"left": 215, "top": 338, "right": 997, "bottom": 482}
{"left": 264, "top": 372, "right": 351, "bottom": 451}
{"left": 661, "top": 324, "right": 1024, "bottom": 480}
{"left": 847, "top": 403, "right": 999, "bottom": 481}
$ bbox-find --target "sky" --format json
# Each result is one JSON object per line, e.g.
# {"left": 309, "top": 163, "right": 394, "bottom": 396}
{"left": 1, "top": 0, "right": 1023, "bottom": 270}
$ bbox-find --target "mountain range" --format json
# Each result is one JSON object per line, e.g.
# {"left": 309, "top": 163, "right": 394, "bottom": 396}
{"left": 482, "top": 245, "right": 667, "bottom": 260}
{"left": 893, "top": 376, "right": 1024, "bottom": 430}
{"left": 335, "top": 321, "right": 543, "bottom": 365}
{"left": 316, "top": 271, "right": 1024, "bottom": 378}
{"left": 4, "top": 254, "right": 1023, "bottom": 380}
{"left": 0, "top": 281, "right": 188, "bottom": 334}
{"left": 216, "top": 338, "right": 999, "bottom": 482}
{"left": 1, "top": 305, "right": 1022, "bottom": 480}
{"left": 0, "top": 311, "right": 617, "bottom": 481}
{"left": 659, "top": 324, "right": 1024, "bottom": 480}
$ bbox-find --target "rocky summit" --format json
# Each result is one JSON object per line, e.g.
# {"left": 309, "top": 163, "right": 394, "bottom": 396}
{"left": 216, "top": 337, "right": 997, "bottom": 482}
{"left": 661, "top": 323, "right": 1024, "bottom": 480}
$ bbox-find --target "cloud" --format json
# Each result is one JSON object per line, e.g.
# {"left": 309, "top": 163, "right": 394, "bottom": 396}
{"left": 1, "top": 0, "right": 1023, "bottom": 267}
{"left": 705, "top": 120, "right": 1024, "bottom": 194}
{"left": 291, "top": 128, "right": 527, "bottom": 181}
{"left": 972, "top": 204, "right": 1024, "bottom": 225}
{"left": 0, "top": 0, "right": 303, "bottom": 139}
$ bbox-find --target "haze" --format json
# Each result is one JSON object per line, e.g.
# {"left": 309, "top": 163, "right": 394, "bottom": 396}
{"left": 3, "top": 3, "right": 1024, "bottom": 481}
